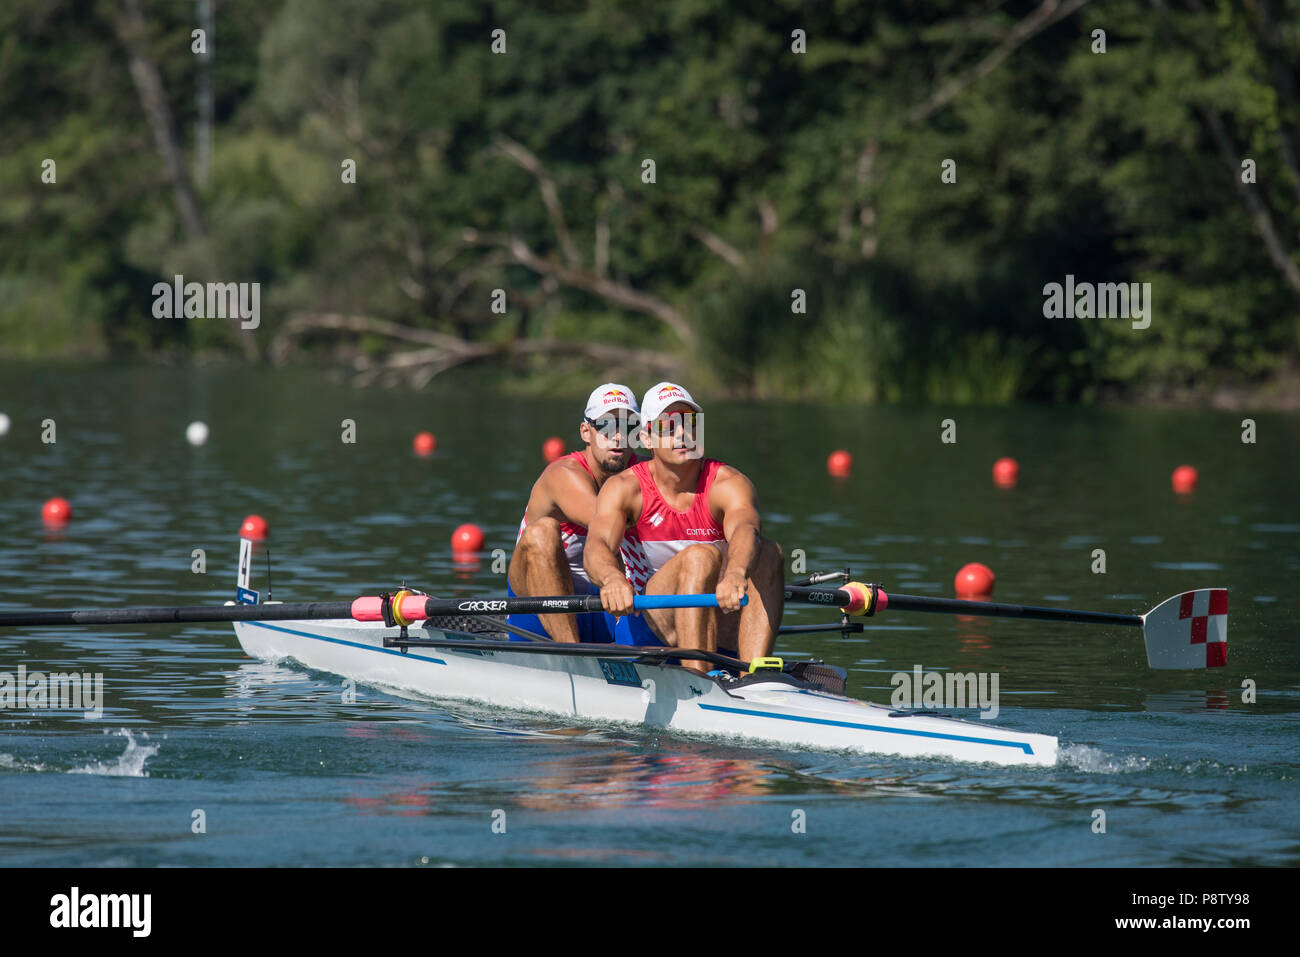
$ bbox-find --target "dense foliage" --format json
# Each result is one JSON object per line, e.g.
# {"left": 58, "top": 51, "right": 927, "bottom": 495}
{"left": 3, "top": 0, "right": 1298, "bottom": 402}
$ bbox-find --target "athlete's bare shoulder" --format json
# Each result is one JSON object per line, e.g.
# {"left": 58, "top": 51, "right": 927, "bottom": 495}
{"left": 711, "top": 461, "right": 752, "bottom": 489}
{"left": 708, "top": 461, "right": 757, "bottom": 513}
{"left": 542, "top": 453, "right": 595, "bottom": 487}
{"left": 524, "top": 454, "right": 591, "bottom": 521}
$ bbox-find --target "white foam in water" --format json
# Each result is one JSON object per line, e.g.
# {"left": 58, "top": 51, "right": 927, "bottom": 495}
{"left": 1059, "top": 743, "right": 1151, "bottom": 773}
{"left": 69, "top": 729, "right": 159, "bottom": 777}
{"left": 0, "top": 753, "right": 49, "bottom": 772}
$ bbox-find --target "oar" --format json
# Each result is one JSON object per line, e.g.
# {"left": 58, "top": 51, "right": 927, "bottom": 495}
{"left": 783, "top": 583, "right": 1229, "bottom": 670}
{"left": 0, "top": 591, "right": 744, "bottom": 629}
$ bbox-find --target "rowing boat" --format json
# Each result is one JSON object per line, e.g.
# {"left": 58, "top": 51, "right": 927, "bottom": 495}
{"left": 224, "top": 539, "right": 1060, "bottom": 766}
{"left": 230, "top": 614, "right": 1060, "bottom": 766}
{"left": 214, "top": 539, "right": 1229, "bottom": 767}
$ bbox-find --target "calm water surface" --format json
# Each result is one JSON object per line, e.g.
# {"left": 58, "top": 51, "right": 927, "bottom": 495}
{"left": 0, "top": 365, "right": 1297, "bottom": 866}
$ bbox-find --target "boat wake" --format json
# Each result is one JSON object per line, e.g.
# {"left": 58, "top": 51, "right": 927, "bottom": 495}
{"left": 1058, "top": 743, "right": 1151, "bottom": 773}
{"left": 68, "top": 729, "right": 160, "bottom": 777}
{"left": 0, "top": 753, "right": 49, "bottom": 773}
{"left": 0, "top": 729, "right": 159, "bottom": 776}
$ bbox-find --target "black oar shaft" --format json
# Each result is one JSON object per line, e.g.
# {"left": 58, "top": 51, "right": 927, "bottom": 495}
{"left": 0, "top": 602, "right": 355, "bottom": 627}
{"left": 0, "top": 596, "right": 604, "bottom": 628}
{"left": 783, "top": 585, "right": 1142, "bottom": 627}
{"left": 880, "top": 592, "right": 1142, "bottom": 627}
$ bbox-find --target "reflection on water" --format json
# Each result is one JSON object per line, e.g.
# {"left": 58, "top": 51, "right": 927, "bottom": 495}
{"left": 1141, "top": 690, "right": 1231, "bottom": 711}
{"left": 340, "top": 743, "right": 896, "bottom": 817}
{"left": 513, "top": 751, "right": 772, "bottom": 810}
{"left": 954, "top": 614, "right": 993, "bottom": 652}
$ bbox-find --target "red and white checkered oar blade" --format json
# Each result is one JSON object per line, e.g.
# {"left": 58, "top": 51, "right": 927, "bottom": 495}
{"left": 1142, "top": 588, "right": 1228, "bottom": 669}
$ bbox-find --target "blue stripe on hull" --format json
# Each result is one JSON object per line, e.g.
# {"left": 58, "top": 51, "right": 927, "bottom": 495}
{"left": 243, "top": 620, "right": 447, "bottom": 666}
{"left": 696, "top": 703, "right": 1035, "bottom": 754}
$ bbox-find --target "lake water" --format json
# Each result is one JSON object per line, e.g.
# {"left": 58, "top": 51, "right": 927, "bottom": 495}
{"left": 0, "top": 365, "right": 1296, "bottom": 866}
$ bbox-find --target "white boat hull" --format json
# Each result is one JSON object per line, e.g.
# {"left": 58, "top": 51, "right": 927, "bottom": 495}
{"left": 231, "top": 618, "right": 1058, "bottom": 766}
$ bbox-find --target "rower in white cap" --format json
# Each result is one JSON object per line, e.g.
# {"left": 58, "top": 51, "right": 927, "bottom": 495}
{"left": 506, "top": 383, "right": 644, "bottom": 643}
{"left": 584, "top": 381, "right": 785, "bottom": 671}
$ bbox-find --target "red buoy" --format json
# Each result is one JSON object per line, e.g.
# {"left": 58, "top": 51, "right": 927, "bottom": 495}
{"left": 42, "top": 497, "right": 72, "bottom": 527}
{"left": 1171, "top": 465, "right": 1198, "bottom": 494}
{"left": 451, "top": 523, "right": 485, "bottom": 553}
{"left": 827, "top": 450, "right": 853, "bottom": 477}
{"left": 542, "top": 437, "right": 566, "bottom": 462}
{"left": 240, "top": 514, "right": 268, "bottom": 541}
{"left": 992, "top": 457, "right": 1019, "bottom": 488}
{"left": 413, "top": 431, "right": 437, "bottom": 457}
{"left": 955, "top": 562, "right": 995, "bottom": 597}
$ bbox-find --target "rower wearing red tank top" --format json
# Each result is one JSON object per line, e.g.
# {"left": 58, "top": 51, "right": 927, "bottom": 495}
{"left": 507, "top": 383, "right": 642, "bottom": 643}
{"left": 584, "top": 382, "right": 785, "bottom": 673}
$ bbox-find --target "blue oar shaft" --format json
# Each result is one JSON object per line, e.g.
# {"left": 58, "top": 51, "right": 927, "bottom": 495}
{"left": 633, "top": 593, "right": 746, "bottom": 610}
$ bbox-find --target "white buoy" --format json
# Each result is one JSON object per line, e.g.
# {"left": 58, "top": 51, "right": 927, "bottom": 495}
{"left": 186, "top": 421, "right": 210, "bottom": 446}
{"left": 0, "top": 413, "right": 10, "bottom": 436}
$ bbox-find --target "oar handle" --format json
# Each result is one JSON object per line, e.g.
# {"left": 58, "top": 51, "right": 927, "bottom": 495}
{"left": 633, "top": 593, "right": 748, "bottom": 610}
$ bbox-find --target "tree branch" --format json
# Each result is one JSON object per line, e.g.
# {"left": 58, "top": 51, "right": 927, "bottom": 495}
{"left": 109, "top": 0, "right": 267, "bottom": 362}
{"left": 1245, "top": 0, "right": 1300, "bottom": 209}
{"left": 907, "top": 0, "right": 1093, "bottom": 124}
{"left": 109, "top": 0, "right": 206, "bottom": 241}
{"left": 270, "top": 311, "right": 469, "bottom": 364}
{"left": 462, "top": 228, "right": 695, "bottom": 345}
{"left": 1200, "top": 106, "right": 1300, "bottom": 296}
{"left": 276, "top": 311, "right": 679, "bottom": 388}
{"left": 690, "top": 225, "right": 748, "bottom": 271}
{"left": 438, "top": 251, "right": 513, "bottom": 315}
{"left": 493, "top": 134, "right": 583, "bottom": 269}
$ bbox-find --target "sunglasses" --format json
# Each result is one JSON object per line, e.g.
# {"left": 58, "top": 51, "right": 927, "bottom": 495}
{"left": 649, "top": 411, "right": 700, "bottom": 435}
{"left": 585, "top": 415, "right": 639, "bottom": 437}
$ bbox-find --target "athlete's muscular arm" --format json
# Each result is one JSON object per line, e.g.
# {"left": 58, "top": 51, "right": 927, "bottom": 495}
{"left": 711, "top": 469, "right": 762, "bottom": 612}
{"left": 540, "top": 459, "right": 600, "bottom": 528}
{"left": 584, "top": 472, "right": 638, "bottom": 616}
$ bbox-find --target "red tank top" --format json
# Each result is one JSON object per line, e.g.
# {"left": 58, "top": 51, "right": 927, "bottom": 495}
{"left": 620, "top": 458, "right": 727, "bottom": 591}
{"left": 518, "top": 450, "right": 640, "bottom": 585}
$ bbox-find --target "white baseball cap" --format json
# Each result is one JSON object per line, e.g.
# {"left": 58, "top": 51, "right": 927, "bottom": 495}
{"left": 640, "top": 381, "right": 701, "bottom": 424}
{"left": 584, "top": 383, "right": 640, "bottom": 420}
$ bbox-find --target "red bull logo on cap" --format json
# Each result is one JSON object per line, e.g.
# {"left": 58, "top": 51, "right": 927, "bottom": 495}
{"left": 586, "top": 382, "right": 639, "bottom": 419}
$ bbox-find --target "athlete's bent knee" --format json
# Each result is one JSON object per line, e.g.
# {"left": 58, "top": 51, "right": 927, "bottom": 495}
{"left": 682, "top": 543, "right": 723, "bottom": 571}
{"left": 518, "top": 517, "right": 562, "bottom": 553}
